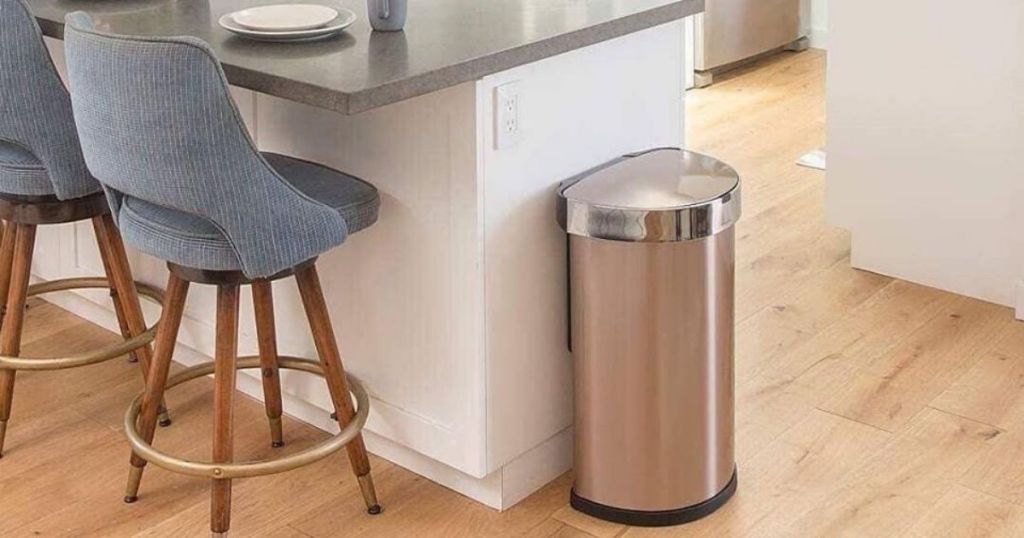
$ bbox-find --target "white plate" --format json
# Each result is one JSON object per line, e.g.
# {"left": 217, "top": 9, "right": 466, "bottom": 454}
{"left": 231, "top": 4, "right": 338, "bottom": 32}
{"left": 219, "top": 8, "right": 356, "bottom": 42}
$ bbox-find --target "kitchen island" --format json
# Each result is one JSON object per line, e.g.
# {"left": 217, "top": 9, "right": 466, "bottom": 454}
{"left": 26, "top": 0, "right": 702, "bottom": 508}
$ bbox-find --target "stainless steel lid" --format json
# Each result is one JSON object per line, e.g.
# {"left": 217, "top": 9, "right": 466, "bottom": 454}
{"left": 557, "top": 148, "right": 741, "bottom": 242}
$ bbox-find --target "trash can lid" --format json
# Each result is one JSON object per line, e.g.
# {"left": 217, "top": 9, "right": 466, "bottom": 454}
{"left": 557, "top": 148, "right": 740, "bottom": 242}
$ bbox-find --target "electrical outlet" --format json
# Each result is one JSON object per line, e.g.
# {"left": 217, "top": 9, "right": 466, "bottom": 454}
{"left": 494, "top": 81, "right": 522, "bottom": 150}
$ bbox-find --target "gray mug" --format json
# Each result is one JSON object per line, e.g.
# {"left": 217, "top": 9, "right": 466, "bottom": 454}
{"left": 367, "top": 0, "right": 407, "bottom": 31}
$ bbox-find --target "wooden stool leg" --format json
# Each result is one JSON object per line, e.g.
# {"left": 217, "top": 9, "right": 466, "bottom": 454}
{"left": 211, "top": 284, "right": 240, "bottom": 535}
{"left": 0, "top": 221, "right": 18, "bottom": 328}
{"left": 94, "top": 219, "right": 140, "bottom": 364}
{"left": 0, "top": 222, "right": 14, "bottom": 456}
{"left": 124, "top": 273, "right": 189, "bottom": 502}
{"left": 252, "top": 281, "right": 285, "bottom": 448}
{"left": 92, "top": 215, "right": 171, "bottom": 427}
{"left": 0, "top": 224, "right": 35, "bottom": 457}
{"left": 294, "top": 264, "right": 381, "bottom": 515}
{"left": 109, "top": 280, "right": 140, "bottom": 363}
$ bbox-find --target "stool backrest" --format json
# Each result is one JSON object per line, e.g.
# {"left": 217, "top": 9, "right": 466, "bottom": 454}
{"left": 0, "top": 0, "right": 97, "bottom": 199}
{"left": 63, "top": 12, "right": 348, "bottom": 278}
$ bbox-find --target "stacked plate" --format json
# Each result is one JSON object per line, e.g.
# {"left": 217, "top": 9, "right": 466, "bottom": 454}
{"left": 219, "top": 4, "right": 356, "bottom": 42}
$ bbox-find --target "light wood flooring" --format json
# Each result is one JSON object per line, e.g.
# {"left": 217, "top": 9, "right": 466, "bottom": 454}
{"left": 4, "top": 48, "right": 1024, "bottom": 537}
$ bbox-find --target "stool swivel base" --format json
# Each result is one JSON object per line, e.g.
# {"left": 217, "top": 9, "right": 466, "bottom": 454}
{"left": 123, "top": 259, "right": 381, "bottom": 535}
{"left": 0, "top": 192, "right": 169, "bottom": 458}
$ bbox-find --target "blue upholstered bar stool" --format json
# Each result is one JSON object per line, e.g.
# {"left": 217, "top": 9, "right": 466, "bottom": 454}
{"left": 64, "top": 12, "right": 382, "bottom": 536}
{"left": 0, "top": 0, "right": 169, "bottom": 458}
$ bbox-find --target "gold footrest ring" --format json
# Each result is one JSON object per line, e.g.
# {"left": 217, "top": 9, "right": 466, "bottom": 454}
{"left": 0, "top": 277, "right": 163, "bottom": 371}
{"left": 124, "top": 356, "right": 369, "bottom": 480}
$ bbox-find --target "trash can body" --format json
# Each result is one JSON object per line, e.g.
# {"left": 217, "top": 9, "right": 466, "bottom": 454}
{"left": 558, "top": 148, "right": 740, "bottom": 526}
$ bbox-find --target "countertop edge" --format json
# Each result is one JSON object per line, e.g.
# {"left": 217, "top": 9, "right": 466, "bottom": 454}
{"left": 35, "top": 0, "right": 703, "bottom": 115}
{"left": 346, "top": 0, "right": 704, "bottom": 114}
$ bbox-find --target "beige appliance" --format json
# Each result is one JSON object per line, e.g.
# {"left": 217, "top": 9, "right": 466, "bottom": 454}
{"left": 557, "top": 148, "right": 740, "bottom": 526}
{"left": 694, "top": 0, "right": 806, "bottom": 87}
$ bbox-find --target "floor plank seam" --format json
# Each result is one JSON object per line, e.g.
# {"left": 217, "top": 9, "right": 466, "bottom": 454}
{"left": 924, "top": 406, "right": 1007, "bottom": 434}
{"left": 812, "top": 407, "right": 898, "bottom": 435}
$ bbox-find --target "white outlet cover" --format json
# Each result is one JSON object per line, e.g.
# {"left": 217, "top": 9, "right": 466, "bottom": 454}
{"left": 494, "top": 81, "right": 522, "bottom": 150}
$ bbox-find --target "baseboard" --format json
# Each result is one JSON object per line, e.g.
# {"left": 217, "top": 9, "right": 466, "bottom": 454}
{"left": 33, "top": 280, "right": 573, "bottom": 511}
{"left": 274, "top": 405, "right": 572, "bottom": 511}
{"left": 808, "top": 27, "right": 828, "bottom": 50}
{"left": 849, "top": 243, "right": 1014, "bottom": 310}
{"left": 1015, "top": 280, "right": 1024, "bottom": 321}
{"left": 499, "top": 426, "right": 573, "bottom": 509}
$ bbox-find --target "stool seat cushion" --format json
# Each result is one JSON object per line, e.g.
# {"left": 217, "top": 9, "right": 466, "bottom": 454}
{"left": 0, "top": 139, "right": 60, "bottom": 196}
{"left": 117, "top": 153, "right": 380, "bottom": 272}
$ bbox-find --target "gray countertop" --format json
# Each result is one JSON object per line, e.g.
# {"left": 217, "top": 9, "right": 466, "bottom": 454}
{"left": 28, "top": 0, "right": 703, "bottom": 114}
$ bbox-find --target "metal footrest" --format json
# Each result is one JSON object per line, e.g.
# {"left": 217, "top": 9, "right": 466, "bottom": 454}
{"left": 124, "top": 356, "right": 369, "bottom": 480}
{"left": 0, "top": 277, "right": 163, "bottom": 370}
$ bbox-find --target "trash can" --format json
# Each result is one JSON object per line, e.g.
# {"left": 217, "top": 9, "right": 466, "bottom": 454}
{"left": 557, "top": 148, "right": 740, "bottom": 526}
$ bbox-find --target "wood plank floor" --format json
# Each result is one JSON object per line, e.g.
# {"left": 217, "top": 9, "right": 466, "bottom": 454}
{"left": 3, "top": 48, "right": 1023, "bottom": 537}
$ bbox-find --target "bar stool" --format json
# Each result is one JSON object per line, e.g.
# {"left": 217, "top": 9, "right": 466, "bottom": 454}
{"left": 0, "top": 0, "right": 168, "bottom": 457}
{"left": 64, "top": 13, "right": 382, "bottom": 536}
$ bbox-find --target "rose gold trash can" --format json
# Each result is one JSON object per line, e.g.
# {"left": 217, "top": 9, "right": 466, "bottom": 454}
{"left": 557, "top": 148, "right": 741, "bottom": 526}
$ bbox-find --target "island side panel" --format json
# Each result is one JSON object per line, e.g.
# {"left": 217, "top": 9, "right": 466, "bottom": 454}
{"left": 480, "top": 19, "right": 686, "bottom": 476}
{"left": 252, "top": 83, "right": 489, "bottom": 477}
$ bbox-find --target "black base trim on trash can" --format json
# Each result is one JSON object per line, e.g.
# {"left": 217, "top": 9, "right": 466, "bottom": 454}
{"left": 569, "top": 469, "right": 737, "bottom": 527}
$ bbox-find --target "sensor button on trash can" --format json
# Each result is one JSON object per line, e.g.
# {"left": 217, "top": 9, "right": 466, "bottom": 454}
{"left": 558, "top": 148, "right": 741, "bottom": 527}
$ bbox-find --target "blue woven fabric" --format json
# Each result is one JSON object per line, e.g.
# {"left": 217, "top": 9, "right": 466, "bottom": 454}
{"left": 63, "top": 13, "right": 380, "bottom": 278}
{"left": 0, "top": 138, "right": 50, "bottom": 194}
{"left": 0, "top": 139, "right": 42, "bottom": 167}
{"left": 118, "top": 153, "right": 379, "bottom": 272}
{"left": 0, "top": 0, "right": 99, "bottom": 198}
{"left": 0, "top": 138, "right": 52, "bottom": 194}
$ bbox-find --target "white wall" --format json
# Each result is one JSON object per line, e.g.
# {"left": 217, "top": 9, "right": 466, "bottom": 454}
{"left": 826, "top": 0, "right": 1024, "bottom": 311}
